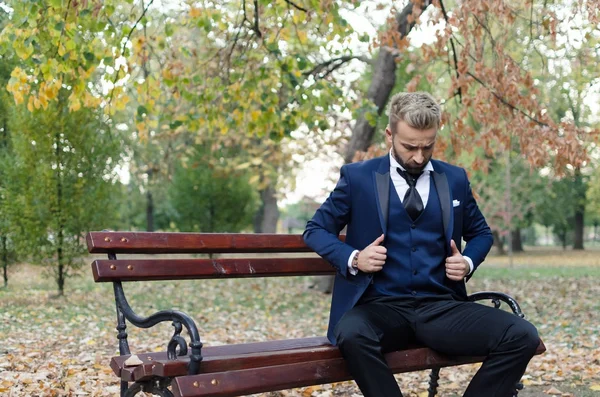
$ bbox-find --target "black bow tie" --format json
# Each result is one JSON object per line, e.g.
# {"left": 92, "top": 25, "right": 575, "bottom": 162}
{"left": 397, "top": 167, "right": 424, "bottom": 220}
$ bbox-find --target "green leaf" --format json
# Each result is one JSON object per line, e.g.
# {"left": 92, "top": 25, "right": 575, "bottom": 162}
{"left": 137, "top": 106, "right": 148, "bottom": 118}
{"left": 165, "top": 24, "right": 174, "bottom": 37}
{"left": 49, "top": 0, "right": 63, "bottom": 8}
{"left": 169, "top": 120, "right": 183, "bottom": 129}
{"left": 83, "top": 52, "right": 95, "bottom": 62}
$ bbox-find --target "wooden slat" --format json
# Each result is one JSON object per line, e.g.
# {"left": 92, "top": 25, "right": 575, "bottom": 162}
{"left": 172, "top": 341, "right": 546, "bottom": 397}
{"left": 118, "top": 339, "right": 546, "bottom": 384}
{"left": 111, "top": 352, "right": 168, "bottom": 380}
{"left": 111, "top": 337, "right": 330, "bottom": 379}
{"left": 171, "top": 350, "right": 477, "bottom": 397}
{"left": 87, "top": 232, "right": 346, "bottom": 254}
{"left": 153, "top": 346, "right": 340, "bottom": 378}
{"left": 92, "top": 258, "right": 335, "bottom": 282}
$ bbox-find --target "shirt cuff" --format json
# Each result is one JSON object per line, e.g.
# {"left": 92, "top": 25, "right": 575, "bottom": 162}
{"left": 464, "top": 256, "right": 474, "bottom": 276}
{"left": 347, "top": 250, "right": 359, "bottom": 276}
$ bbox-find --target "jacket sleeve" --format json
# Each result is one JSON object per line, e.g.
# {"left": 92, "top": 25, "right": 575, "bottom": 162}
{"left": 461, "top": 169, "right": 493, "bottom": 277}
{"left": 303, "top": 165, "right": 357, "bottom": 278}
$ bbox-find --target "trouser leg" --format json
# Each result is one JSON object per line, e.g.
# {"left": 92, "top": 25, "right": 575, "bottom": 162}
{"left": 334, "top": 299, "right": 415, "bottom": 397}
{"left": 414, "top": 299, "right": 540, "bottom": 397}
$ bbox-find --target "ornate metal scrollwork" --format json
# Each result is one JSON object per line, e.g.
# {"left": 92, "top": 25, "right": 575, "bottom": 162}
{"left": 109, "top": 251, "right": 203, "bottom": 378}
{"left": 124, "top": 377, "right": 174, "bottom": 397}
{"left": 168, "top": 321, "right": 188, "bottom": 360}
{"left": 467, "top": 291, "right": 525, "bottom": 318}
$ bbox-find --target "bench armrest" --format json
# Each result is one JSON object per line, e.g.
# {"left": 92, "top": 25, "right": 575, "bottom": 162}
{"left": 113, "top": 280, "right": 203, "bottom": 375}
{"left": 467, "top": 291, "right": 525, "bottom": 318}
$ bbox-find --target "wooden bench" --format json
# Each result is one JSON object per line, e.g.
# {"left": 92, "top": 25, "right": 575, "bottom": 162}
{"left": 87, "top": 231, "right": 546, "bottom": 397}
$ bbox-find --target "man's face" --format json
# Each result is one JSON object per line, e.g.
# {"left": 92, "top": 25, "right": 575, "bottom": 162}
{"left": 386, "top": 120, "right": 437, "bottom": 174}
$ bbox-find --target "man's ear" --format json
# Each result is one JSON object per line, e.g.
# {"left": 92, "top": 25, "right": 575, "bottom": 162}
{"left": 385, "top": 126, "right": 392, "bottom": 145}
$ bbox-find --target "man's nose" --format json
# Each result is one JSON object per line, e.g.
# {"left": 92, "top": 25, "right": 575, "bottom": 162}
{"left": 413, "top": 151, "right": 424, "bottom": 164}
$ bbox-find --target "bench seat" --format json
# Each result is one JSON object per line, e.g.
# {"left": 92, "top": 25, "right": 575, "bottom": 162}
{"left": 112, "top": 337, "right": 546, "bottom": 397}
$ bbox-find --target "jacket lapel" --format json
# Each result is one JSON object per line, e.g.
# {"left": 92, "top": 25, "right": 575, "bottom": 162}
{"left": 373, "top": 156, "right": 390, "bottom": 234}
{"left": 431, "top": 160, "right": 453, "bottom": 248}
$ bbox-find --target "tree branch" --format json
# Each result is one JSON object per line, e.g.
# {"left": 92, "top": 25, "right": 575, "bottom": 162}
{"left": 54, "top": 0, "right": 73, "bottom": 57}
{"left": 283, "top": 0, "right": 308, "bottom": 13}
{"left": 465, "top": 71, "right": 550, "bottom": 128}
{"left": 107, "top": 0, "right": 155, "bottom": 111}
{"left": 121, "top": 0, "right": 155, "bottom": 57}
{"left": 303, "top": 55, "right": 371, "bottom": 78}
{"left": 253, "top": 0, "right": 262, "bottom": 38}
{"left": 439, "top": 0, "right": 461, "bottom": 102}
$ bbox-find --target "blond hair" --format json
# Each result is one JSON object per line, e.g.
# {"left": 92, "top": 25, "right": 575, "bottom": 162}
{"left": 388, "top": 92, "right": 441, "bottom": 133}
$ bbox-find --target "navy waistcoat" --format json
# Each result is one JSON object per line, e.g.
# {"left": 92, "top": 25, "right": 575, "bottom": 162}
{"left": 364, "top": 176, "right": 455, "bottom": 298}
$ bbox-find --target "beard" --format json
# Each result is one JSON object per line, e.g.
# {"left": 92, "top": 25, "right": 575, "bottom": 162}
{"left": 392, "top": 146, "right": 428, "bottom": 175}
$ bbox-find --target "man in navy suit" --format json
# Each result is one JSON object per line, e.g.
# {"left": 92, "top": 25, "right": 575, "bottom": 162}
{"left": 303, "top": 92, "right": 539, "bottom": 397}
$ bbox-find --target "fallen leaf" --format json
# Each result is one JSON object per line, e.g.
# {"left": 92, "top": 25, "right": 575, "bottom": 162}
{"left": 123, "top": 355, "right": 143, "bottom": 367}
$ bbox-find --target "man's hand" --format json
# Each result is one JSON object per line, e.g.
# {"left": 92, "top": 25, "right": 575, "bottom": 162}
{"left": 445, "top": 240, "right": 470, "bottom": 281}
{"left": 357, "top": 234, "right": 387, "bottom": 273}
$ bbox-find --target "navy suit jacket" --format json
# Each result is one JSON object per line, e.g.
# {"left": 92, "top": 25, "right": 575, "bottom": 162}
{"left": 303, "top": 155, "right": 493, "bottom": 344}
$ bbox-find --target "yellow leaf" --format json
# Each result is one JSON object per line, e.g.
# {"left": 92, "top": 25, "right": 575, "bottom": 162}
{"left": 248, "top": 174, "right": 260, "bottom": 185}
{"left": 189, "top": 7, "right": 201, "bottom": 18}
{"left": 590, "top": 385, "right": 600, "bottom": 391}
{"left": 297, "top": 30, "right": 307, "bottom": 43}
{"left": 15, "top": 41, "right": 33, "bottom": 60}
{"left": 69, "top": 97, "right": 81, "bottom": 112}
{"left": 27, "top": 96, "right": 35, "bottom": 112}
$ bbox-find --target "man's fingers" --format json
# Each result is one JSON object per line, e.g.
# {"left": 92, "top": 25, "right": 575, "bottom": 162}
{"left": 370, "top": 253, "right": 387, "bottom": 261}
{"left": 373, "top": 246, "right": 387, "bottom": 254}
{"left": 445, "top": 261, "right": 465, "bottom": 269}
{"left": 446, "top": 274, "right": 463, "bottom": 281}
{"left": 366, "top": 264, "right": 384, "bottom": 272}
{"left": 446, "top": 257, "right": 463, "bottom": 264}
{"left": 368, "top": 234, "right": 385, "bottom": 247}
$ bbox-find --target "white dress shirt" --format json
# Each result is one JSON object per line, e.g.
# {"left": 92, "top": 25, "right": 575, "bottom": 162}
{"left": 348, "top": 150, "right": 473, "bottom": 276}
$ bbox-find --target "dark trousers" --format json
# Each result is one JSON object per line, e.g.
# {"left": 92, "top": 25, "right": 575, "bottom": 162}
{"left": 334, "top": 294, "right": 539, "bottom": 397}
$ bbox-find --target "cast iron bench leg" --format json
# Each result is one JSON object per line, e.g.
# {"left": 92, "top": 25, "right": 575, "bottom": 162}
{"left": 124, "top": 378, "right": 174, "bottom": 397}
{"left": 428, "top": 367, "right": 440, "bottom": 397}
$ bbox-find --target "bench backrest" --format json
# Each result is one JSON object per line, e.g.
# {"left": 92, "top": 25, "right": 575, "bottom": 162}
{"left": 87, "top": 232, "right": 339, "bottom": 282}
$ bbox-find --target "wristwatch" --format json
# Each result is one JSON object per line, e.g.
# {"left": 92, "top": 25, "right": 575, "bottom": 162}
{"left": 352, "top": 251, "right": 360, "bottom": 269}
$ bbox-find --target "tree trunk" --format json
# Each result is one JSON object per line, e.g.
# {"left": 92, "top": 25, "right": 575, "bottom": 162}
{"left": 55, "top": 132, "right": 65, "bottom": 296}
{"left": 1, "top": 234, "right": 7, "bottom": 288}
{"left": 57, "top": 232, "right": 64, "bottom": 295}
{"left": 316, "top": 1, "right": 431, "bottom": 295}
{"left": 492, "top": 230, "right": 505, "bottom": 255}
{"left": 253, "top": 184, "right": 279, "bottom": 233}
{"left": 560, "top": 231, "right": 567, "bottom": 250}
{"left": 146, "top": 190, "right": 154, "bottom": 232}
{"left": 572, "top": 168, "right": 585, "bottom": 249}
{"left": 343, "top": 0, "right": 432, "bottom": 164}
{"left": 573, "top": 207, "right": 585, "bottom": 250}
{"left": 511, "top": 229, "right": 524, "bottom": 252}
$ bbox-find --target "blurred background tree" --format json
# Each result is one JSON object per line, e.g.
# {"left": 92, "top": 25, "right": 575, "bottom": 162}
{"left": 0, "top": 0, "right": 599, "bottom": 293}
